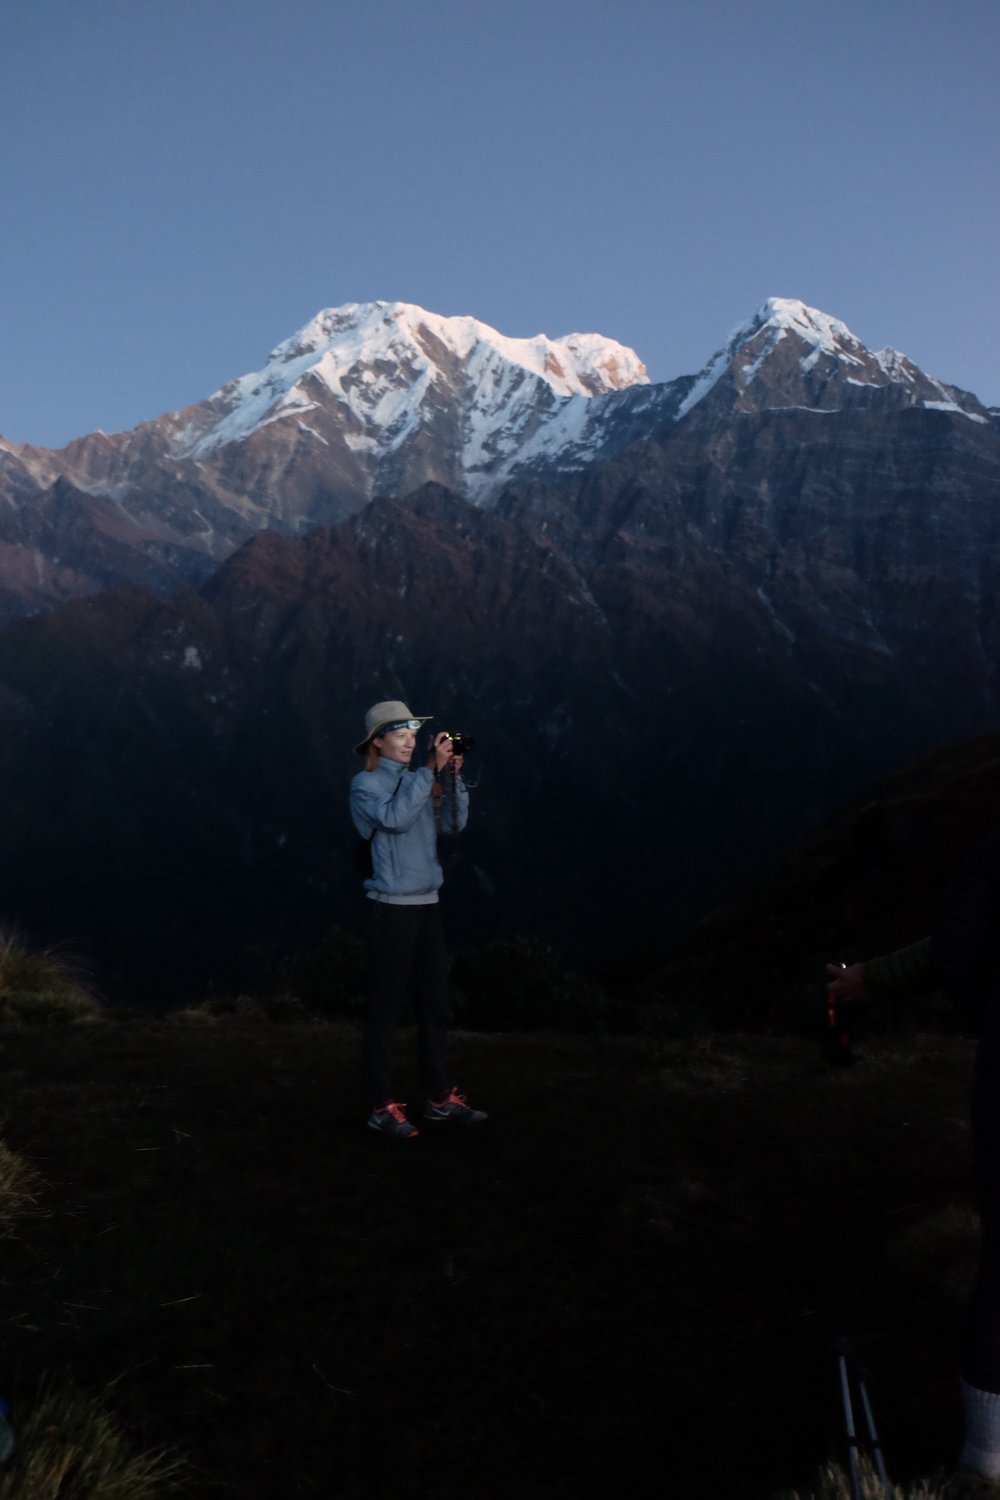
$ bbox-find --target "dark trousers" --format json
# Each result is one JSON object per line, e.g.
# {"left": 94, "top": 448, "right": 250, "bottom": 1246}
{"left": 363, "top": 900, "right": 450, "bottom": 1110}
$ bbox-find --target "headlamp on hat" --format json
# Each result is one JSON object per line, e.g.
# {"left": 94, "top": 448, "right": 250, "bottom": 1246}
{"left": 379, "top": 719, "right": 422, "bottom": 734}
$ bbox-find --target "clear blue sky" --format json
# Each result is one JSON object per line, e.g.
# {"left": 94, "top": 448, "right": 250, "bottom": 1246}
{"left": 2, "top": 0, "right": 998, "bottom": 447}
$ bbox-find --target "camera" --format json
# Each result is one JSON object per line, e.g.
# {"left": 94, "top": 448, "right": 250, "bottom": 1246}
{"left": 443, "top": 731, "right": 475, "bottom": 756}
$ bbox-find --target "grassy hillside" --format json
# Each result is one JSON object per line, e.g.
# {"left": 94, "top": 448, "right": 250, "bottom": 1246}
{"left": 0, "top": 1016, "right": 982, "bottom": 1497}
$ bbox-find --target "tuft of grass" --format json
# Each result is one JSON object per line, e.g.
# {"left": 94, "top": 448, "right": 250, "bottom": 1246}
{"left": 0, "top": 1381, "right": 186, "bottom": 1499}
{"left": 165, "top": 1005, "right": 218, "bottom": 1026}
{"left": 777, "top": 1458, "right": 954, "bottom": 1499}
{"left": 0, "top": 930, "right": 103, "bottom": 1025}
{"left": 0, "top": 1140, "right": 42, "bottom": 1237}
{"left": 170, "top": 990, "right": 315, "bottom": 1024}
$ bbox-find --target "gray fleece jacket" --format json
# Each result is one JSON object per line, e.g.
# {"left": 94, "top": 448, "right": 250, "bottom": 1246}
{"left": 349, "top": 757, "right": 468, "bottom": 904}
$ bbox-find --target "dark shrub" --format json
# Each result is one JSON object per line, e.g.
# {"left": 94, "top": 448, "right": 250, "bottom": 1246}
{"left": 449, "top": 936, "right": 613, "bottom": 1032}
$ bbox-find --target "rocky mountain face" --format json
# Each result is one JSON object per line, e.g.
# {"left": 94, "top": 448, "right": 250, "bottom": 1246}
{"left": 0, "top": 296, "right": 997, "bottom": 997}
{"left": 0, "top": 297, "right": 991, "bottom": 624}
{"left": 0, "top": 302, "right": 648, "bottom": 621}
{"left": 0, "top": 446, "right": 997, "bottom": 999}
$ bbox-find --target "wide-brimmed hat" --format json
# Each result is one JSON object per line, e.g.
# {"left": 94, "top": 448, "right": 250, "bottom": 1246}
{"left": 354, "top": 700, "right": 431, "bottom": 755}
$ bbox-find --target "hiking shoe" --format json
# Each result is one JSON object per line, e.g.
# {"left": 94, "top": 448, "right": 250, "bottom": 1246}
{"left": 367, "top": 1102, "right": 419, "bottom": 1139}
{"left": 424, "top": 1088, "right": 487, "bottom": 1125}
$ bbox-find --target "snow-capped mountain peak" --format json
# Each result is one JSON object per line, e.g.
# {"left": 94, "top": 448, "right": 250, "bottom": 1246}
{"left": 173, "top": 300, "right": 649, "bottom": 469}
{"left": 275, "top": 301, "right": 646, "bottom": 396}
{"left": 2, "top": 293, "right": 991, "bottom": 595}
{"left": 676, "top": 296, "right": 988, "bottom": 423}
{"left": 676, "top": 297, "right": 869, "bottom": 418}
{"left": 754, "top": 297, "right": 867, "bottom": 353}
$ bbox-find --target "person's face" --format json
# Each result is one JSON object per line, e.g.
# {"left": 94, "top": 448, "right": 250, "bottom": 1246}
{"left": 375, "top": 727, "right": 416, "bottom": 765}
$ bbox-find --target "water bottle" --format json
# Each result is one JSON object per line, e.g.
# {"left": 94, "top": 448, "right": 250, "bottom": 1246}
{"left": 823, "top": 963, "right": 855, "bottom": 1066}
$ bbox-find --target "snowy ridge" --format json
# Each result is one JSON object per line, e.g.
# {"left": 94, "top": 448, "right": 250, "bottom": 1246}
{"left": 173, "top": 301, "right": 649, "bottom": 468}
{"left": 3, "top": 296, "right": 991, "bottom": 528}
{"left": 677, "top": 298, "right": 868, "bottom": 418}
{"left": 675, "top": 297, "right": 989, "bottom": 423}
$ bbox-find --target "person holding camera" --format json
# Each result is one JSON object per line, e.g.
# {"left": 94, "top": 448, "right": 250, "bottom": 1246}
{"left": 827, "top": 827, "right": 1000, "bottom": 1486}
{"left": 350, "top": 699, "right": 487, "bottom": 1140}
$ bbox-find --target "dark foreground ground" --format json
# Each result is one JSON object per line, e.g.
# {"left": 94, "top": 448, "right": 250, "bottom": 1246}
{"left": 0, "top": 1019, "right": 980, "bottom": 1497}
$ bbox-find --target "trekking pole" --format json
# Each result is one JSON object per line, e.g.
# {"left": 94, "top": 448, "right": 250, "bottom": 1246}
{"left": 837, "top": 1345, "right": 864, "bottom": 1500}
{"left": 835, "top": 1339, "right": 893, "bottom": 1500}
{"left": 856, "top": 1365, "right": 893, "bottom": 1499}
